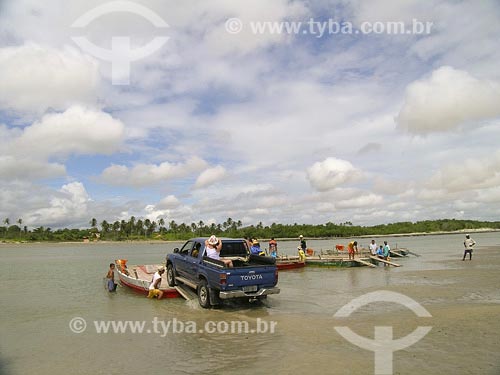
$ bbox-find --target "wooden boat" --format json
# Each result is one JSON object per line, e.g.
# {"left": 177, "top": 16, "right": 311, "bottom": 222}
{"left": 115, "top": 260, "right": 179, "bottom": 298}
{"left": 276, "top": 257, "right": 306, "bottom": 270}
{"left": 305, "top": 255, "right": 376, "bottom": 268}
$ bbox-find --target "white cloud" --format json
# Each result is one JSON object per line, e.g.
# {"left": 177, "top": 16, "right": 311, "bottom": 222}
{"left": 156, "top": 195, "right": 182, "bottom": 209}
{"left": 26, "top": 182, "right": 90, "bottom": 226}
{"left": 0, "top": 44, "right": 98, "bottom": 114}
{"left": 13, "top": 106, "right": 124, "bottom": 158}
{"left": 0, "top": 156, "right": 65, "bottom": 180}
{"left": 1, "top": 1, "right": 500, "bottom": 227}
{"left": 0, "top": 106, "right": 124, "bottom": 181}
{"left": 336, "top": 193, "right": 383, "bottom": 209}
{"left": 307, "top": 157, "right": 363, "bottom": 192}
{"left": 99, "top": 157, "right": 207, "bottom": 187}
{"left": 397, "top": 66, "right": 500, "bottom": 133}
{"left": 193, "top": 165, "right": 227, "bottom": 189}
{"left": 426, "top": 151, "right": 500, "bottom": 192}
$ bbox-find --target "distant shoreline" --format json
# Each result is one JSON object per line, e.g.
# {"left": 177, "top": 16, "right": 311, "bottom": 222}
{"left": 1, "top": 227, "right": 498, "bottom": 245}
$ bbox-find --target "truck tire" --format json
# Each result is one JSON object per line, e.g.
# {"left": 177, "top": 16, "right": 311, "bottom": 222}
{"left": 166, "top": 264, "right": 176, "bottom": 287}
{"left": 197, "top": 279, "right": 211, "bottom": 309}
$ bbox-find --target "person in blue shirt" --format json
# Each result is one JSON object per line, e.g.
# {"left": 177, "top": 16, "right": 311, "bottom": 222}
{"left": 250, "top": 240, "right": 265, "bottom": 256}
{"left": 377, "top": 245, "right": 384, "bottom": 257}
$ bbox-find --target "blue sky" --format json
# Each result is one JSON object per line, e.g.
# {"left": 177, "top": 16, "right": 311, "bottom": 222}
{"left": 1, "top": 0, "right": 500, "bottom": 228}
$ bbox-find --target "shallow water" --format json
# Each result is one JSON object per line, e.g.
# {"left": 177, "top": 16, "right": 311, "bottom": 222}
{"left": 1, "top": 232, "right": 499, "bottom": 374}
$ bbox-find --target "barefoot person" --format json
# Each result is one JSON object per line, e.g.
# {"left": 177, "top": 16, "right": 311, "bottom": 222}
{"left": 147, "top": 266, "right": 165, "bottom": 299}
{"left": 463, "top": 234, "right": 476, "bottom": 261}
{"left": 347, "top": 241, "right": 358, "bottom": 260}
{"left": 205, "top": 235, "right": 233, "bottom": 267}
{"left": 106, "top": 263, "right": 117, "bottom": 292}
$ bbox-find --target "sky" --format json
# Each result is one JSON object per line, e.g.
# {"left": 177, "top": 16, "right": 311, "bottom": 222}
{"left": 0, "top": 0, "right": 500, "bottom": 229}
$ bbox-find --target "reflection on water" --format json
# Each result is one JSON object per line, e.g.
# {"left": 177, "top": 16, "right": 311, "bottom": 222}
{"left": 0, "top": 232, "right": 499, "bottom": 374}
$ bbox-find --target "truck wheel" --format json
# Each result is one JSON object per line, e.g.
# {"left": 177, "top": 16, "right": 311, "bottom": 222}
{"left": 166, "top": 264, "right": 176, "bottom": 287}
{"left": 197, "top": 279, "right": 210, "bottom": 309}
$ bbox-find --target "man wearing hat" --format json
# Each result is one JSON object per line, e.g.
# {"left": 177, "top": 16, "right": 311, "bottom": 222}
{"left": 299, "top": 235, "right": 307, "bottom": 253}
{"left": 250, "top": 239, "right": 265, "bottom": 256}
{"left": 463, "top": 234, "right": 476, "bottom": 261}
{"left": 147, "top": 266, "right": 165, "bottom": 299}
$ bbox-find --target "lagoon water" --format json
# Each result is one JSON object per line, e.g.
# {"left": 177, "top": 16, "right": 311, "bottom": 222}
{"left": 1, "top": 233, "right": 500, "bottom": 374}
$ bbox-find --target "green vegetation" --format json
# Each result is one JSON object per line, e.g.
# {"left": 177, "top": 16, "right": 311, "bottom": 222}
{"left": 1, "top": 217, "right": 499, "bottom": 243}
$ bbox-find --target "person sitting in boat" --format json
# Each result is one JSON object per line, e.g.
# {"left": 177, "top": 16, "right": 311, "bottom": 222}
{"left": 147, "top": 266, "right": 165, "bottom": 299}
{"left": 269, "top": 237, "right": 278, "bottom": 257}
{"left": 377, "top": 245, "right": 384, "bottom": 258}
{"left": 106, "top": 263, "right": 117, "bottom": 292}
{"left": 205, "top": 235, "right": 233, "bottom": 267}
{"left": 250, "top": 240, "right": 266, "bottom": 256}
{"left": 297, "top": 246, "right": 306, "bottom": 261}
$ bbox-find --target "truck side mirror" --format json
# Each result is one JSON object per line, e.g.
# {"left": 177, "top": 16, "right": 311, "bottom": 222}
{"left": 173, "top": 248, "right": 179, "bottom": 253}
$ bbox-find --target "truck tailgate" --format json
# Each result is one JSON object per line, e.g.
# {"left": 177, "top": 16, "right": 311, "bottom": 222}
{"left": 223, "top": 266, "right": 277, "bottom": 292}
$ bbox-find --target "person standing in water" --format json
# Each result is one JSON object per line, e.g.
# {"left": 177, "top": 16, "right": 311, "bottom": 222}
{"left": 106, "top": 263, "right": 117, "bottom": 292}
{"left": 369, "top": 239, "right": 378, "bottom": 256}
{"left": 463, "top": 234, "right": 476, "bottom": 261}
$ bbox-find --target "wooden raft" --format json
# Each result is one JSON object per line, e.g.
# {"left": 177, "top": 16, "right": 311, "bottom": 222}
{"left": 369, "top": 256, "right": 401, "bottom": 267}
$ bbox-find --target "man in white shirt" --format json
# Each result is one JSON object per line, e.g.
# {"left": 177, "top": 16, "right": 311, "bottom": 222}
{"left": 463, "top": 234, "right": 476, "bottom": 261}
{"left": 147, "top": 266, "right": 165, "bottom": 299}
{"left": 369, "top": 240, "right": 378, "bottom": 256}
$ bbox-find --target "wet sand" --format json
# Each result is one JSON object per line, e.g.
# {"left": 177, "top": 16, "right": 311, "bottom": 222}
{"left": 248, "top": 245, "right": 500, "bottom": 375}
{"left": 0, "top": 235, "right": 499, "bottom": 374}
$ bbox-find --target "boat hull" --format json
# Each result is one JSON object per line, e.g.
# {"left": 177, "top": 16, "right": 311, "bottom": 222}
{"left": 116, "top": 267, "right": 180, "bottom": 298}
{"left": 276, "top": 260, "right": 306, "bottom": 270}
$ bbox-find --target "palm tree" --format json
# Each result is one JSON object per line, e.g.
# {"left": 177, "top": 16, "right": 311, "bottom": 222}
{"left": 120, "top": 220, "right": 127, "bottom": 238}
{"left": 148, "top": 221, "right": 157, "bottom": 237}
{"left": 158, "top": 218, "right": 165, "bottom": 234}
{"left": 136, "top": 219, "right": 144, "bottom": 237}
{"left": 129, "top": 216, "right": 136, "bottom": 234}
{"left": 144, "top": 219, "right": 151, "bottom": 238}
{"left": 17, "top": 218, "right": 23, "bottom": 238}
{"left": 112, "top": 221, "right": 120, "bottom": 236}
{"left": 101, "top": 220, "right": 110, "bottom": 239}
{"left": 169, "top": 220, "right": 177, "bottom": 234}
{"left": 3, "top": 218, "right": 9, "bottom": 240}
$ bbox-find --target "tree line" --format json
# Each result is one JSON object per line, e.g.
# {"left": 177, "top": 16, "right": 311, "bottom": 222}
{"left": 1, "top": 217, "right": 499, "bottom": 242}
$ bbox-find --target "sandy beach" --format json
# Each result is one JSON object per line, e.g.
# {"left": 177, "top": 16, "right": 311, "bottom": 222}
{"left": 0, "top": 233, "right": 499, "bottom": 374}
